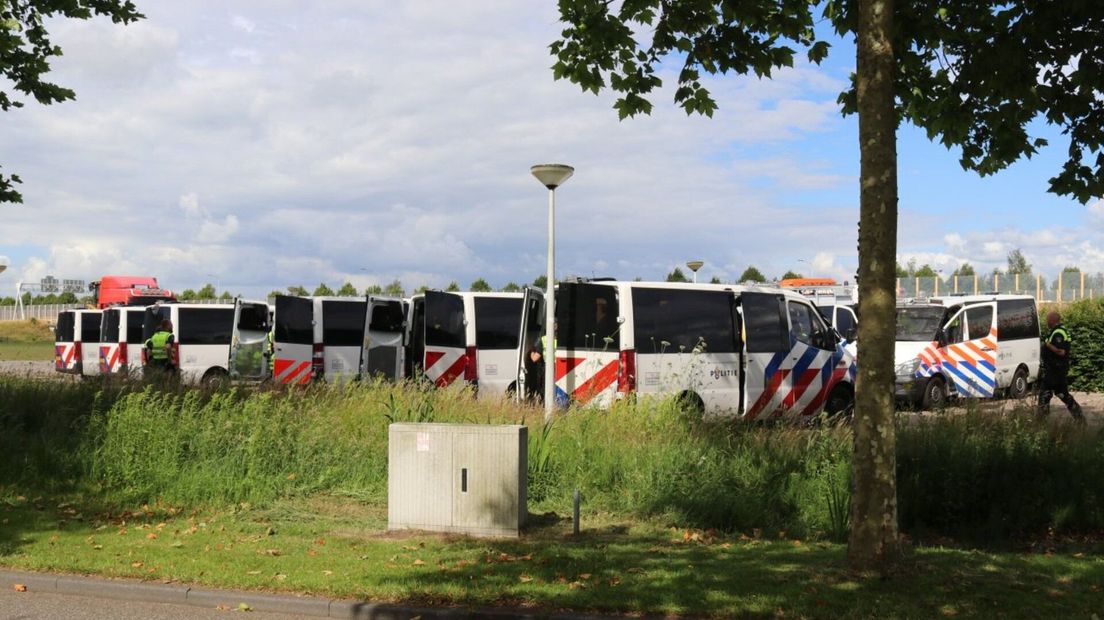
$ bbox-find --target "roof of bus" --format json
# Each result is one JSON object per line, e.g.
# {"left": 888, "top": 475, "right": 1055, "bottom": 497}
{"left": 582, "top": 280, "right": 812, "bottom": 301}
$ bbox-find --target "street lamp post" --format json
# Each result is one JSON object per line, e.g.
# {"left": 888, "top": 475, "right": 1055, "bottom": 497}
{"left": 686, "top": 260, "right": 704, "bottom": 284}
{"left": 530, "top": 163, "right": 574, "bottom": 422}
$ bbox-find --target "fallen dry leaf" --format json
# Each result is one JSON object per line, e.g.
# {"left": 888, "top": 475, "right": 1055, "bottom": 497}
{"left": 146, "top": 533, "right": 158, "bottom": 540}
{"left": 321, "top": 570, "right": 333, "bottom": 576}
{"left": 578, "top": 573, "right": 592, "bottom": 580}
{"left": 246, "top": 570, "right": 262, "bottom": 575}
{"left": 519, "top": 575, "right": 533, "bottom": 583}
{"left": 412, "top": 559, "right": 425, "bottom": 566}
{"left": 13, "top": 584, "right": 26, "bottom": 592}
{"left": 609, "top": 576, "right": 622, "bottom": 586}
{"left": 262, "top": 548, "right": 281, "bottom": 557}
{"left": 131, "top": 561, "right": 143, "bottom": 568}
{"left": 274, "top": 574, "right": 287, "bottom": 582}
{"left": 569, "top": 581, "right": 587, "bottom": 590}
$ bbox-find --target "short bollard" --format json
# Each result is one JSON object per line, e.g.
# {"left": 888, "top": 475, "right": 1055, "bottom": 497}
{"left": 573, "top": 489, "right": 582, "bottom": 535}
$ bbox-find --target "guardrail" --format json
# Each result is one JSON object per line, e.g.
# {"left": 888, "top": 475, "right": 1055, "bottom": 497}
{"left": 896, "top": 272, "right": 1102, "bottom": 302}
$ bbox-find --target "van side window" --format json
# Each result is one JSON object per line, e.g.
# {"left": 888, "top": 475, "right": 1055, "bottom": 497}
{"left": 80, "top": 313, "right": 102, "bottom": 343}
{"left": 321, "top": 300, "right": 366, "bottom": 347}
{"left": 474, "top": 297, "right": 523, "bottom": 350}
{"left": 741, "top": 293, "right": 788, "bottom": 353}
{"left": 275, "top": 296, "right": 313, "bottom": 345}
{"left": 996, "top": 299, "right": 1039, "bottom": 340}
{"left": 369, "top": 301, "right": 405, "bottom": 333}
{"left": 966, "top": 305, "right": 994, "bottom": 341}
{"left": 141, "top": 306, "right": 172, "bottom": 341}
{"left": 178, "top": 308, "right": 234, "bottom": 346}
{"left": 632, "top": 288, "right": 737, "bottom": 354}
{"left": 237, "top": 304, "right": 270, "bottom": 332}
{"left": 787, "top": 302, "right": 814, "bottom": 345}
{"left": 835, "top": 307, "right": 856, "bottom": 336}
{"left": 945, "top": 314, "right": 965, "bottom": 344}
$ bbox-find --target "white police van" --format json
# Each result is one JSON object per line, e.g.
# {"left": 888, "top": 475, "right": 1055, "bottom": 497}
{"left": 141, "top": 303, "right": 235, "bottom": 384}
{"left": 894, "top": 294, "right": 1040, "bottom": 407}
{"left": 516, "top": 280, "right": 856, "bottom": 419}
{"left": 405, "top": 291, "right": 526, "bottom": 397}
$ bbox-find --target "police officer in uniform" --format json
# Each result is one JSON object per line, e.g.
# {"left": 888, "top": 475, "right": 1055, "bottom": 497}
{"left": 144, "top": 319, "right": 177, "bottom": 378}
{"left": 1038, "top": 311, "right": 1084, "bottom": 422}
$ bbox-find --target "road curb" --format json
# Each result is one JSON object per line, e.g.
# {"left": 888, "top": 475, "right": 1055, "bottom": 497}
{"left": 0, "top": 569, "right": 632, "bottom": 619}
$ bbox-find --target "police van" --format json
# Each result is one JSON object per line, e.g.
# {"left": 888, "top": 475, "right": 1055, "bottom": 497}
{"left": 894, "top": 294, "right": 1040, "bottom": 407}
{"left": 141, "top": 303, "right": 235, "bottom": 384}
{"left": 55, "top": 309, "right": 103, "bottom": 377}
{"left": 268, "top": 295, "right": 406, "bottom": 385}
{"left": 99, "top": 306, "right": 147, "bottom": 376}
{"left": 405, "top": 291, "right": 525, "bottom": 397}
{"left": 516, "top": 280, "right": 856, "bottom": 419}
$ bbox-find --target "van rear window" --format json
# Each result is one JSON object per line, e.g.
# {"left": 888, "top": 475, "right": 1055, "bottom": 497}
{"left": 178, "top": 308, "right": 234, "bottom": 346}
{"left": 275, "top": 296, "right": 313, "bottom": 345}
{"left": 322, "top": 300, "right": 366, "bottom": 347}
{"left": 556, "top": 283, "right": 620, "bottom": 351}
{"left": 237, "top": 303, "right": 270, "bottom": 332}
{"left": 55, "top": 312, "right": 75, "bottom": 342}
{"left": 126, "top": 310, "right": 144, "bottom": 344}
{"left": 79, "top": 312, "right": 102, "bottom": 343}
{"left": 633, "top": 288, "right": 737, "bottom": 354}
{"left": 474, "top": 297, "right": 522, "bottom": 350}
{"left": 101, "top": 310, "right": 120, "bottom": 342}
{"left": 369, "top": 301, "right": 405, "bottom": 333}
{"left": 425, "top": 292, "right": 465, "bottom": 349}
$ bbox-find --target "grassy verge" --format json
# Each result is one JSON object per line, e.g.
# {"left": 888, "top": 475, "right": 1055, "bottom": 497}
{"left": 0, "top": 319, "right": 55, "bottom": 361}
{"left": 1, "top": 494, "right": 1101, "bottom": 618}
{"left": 0, "top": 341, "right": 54, "bottom": 361}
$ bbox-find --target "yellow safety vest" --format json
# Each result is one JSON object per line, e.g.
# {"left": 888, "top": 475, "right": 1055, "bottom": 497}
{"left": 147, "top": 330, "right": 172, "bottom": 360}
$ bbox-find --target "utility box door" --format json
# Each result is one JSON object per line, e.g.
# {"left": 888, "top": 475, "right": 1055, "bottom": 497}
{"left": 388, "top": 427, "right": 455, "bottom": 531}
{"left": 452, "top": 429, "right": 527, "bottom": 535}
{"left": 388, "top": 423, "right": 527, "bottom": 538}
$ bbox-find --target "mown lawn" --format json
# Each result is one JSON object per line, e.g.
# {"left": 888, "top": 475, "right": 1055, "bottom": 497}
{"left": 1, "top": 494, "right": 1101, "bottom": 618}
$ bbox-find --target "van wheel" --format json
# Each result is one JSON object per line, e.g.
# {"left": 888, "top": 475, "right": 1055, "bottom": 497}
{"left": 676, "top": 391, "right": 705, "bottom": 419}
{"left": 1007, "top": 366, "right": 1029, "bottom": 399}
{"left": 201, "top": 368, "right": 229, "bottom": 387}
{"left": 825, "top": 384, "right": 854, "bottom": 417}
{"left": 921, "top": 376, "right": 947, "bottom": 410}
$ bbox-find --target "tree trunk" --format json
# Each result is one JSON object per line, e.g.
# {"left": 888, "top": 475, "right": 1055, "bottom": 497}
{"left": 848, "top": 0, "right": 901, "bottom": 572}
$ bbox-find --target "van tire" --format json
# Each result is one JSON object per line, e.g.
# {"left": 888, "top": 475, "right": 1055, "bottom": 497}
{"left": 676, "top": 391, "right": 705, "bottom": 419}
{"left": 824, "top": 383, "right": 854, "bottom": 417}
{"left": 201, "top": 368, "right": 229, "bottom": 387}
{"left": 1007, "top": 366, "right": 1030, "bottom": 399}
{"left": 921, "top": 376, "right": 947, "bottom": 410}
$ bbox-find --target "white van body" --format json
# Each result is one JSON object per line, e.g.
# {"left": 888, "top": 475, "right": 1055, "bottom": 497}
{"left": 894, "top": 294, "right": 1040, "bottom": 406}
{"left": 141, "top": 303, "right": 235, "bottom": 384}
{"left": 74, "top": 309, "right": 103, "bottom": 377}
{"left": 518, "top": 281, "right": 857, "bottom": 419}
{"left": 270, "top": 295, "right": 373, "bottom": 384}
{"left": 227, "top": 299, "right": 273, "bottom": 382}
{"left": 404, "top": 291, "right": 525, "bottom": 395}
{"left": 53, "top": 310, "right": 79, "bottom": 374}
{"left": 99, "top": 307, "right": 146, "bottom": 377}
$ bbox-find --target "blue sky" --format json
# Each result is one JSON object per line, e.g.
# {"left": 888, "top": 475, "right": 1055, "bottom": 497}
{"left": 1, "top": 1, "right": 1100, "bottom": 299}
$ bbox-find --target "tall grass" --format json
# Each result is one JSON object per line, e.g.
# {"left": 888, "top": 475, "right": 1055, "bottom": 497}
{"left": 1, "top": 374, "right": 1101, "bottom": 544}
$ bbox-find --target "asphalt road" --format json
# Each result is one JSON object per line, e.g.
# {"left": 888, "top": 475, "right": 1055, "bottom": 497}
{"left": 0, "top": 588, "right": 299, "bottom": 620}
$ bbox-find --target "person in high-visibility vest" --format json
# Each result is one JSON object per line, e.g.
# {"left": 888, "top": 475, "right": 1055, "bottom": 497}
{"left": 527, "top": 320, "right": 557, "bottom": 402}
{"left": 1038, "top": 311, "right": 1084, "bottom": 422}
{"left": 144, "top": 319, "right": 176, "bottom": 377}
{"left": 266, "top": 328, "right": 275, "bottom": 373}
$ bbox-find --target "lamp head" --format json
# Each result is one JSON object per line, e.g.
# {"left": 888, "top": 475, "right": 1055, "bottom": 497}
{"left": 686, "top": 260, "right": 704, "bottom": 273}
{"left": 530, "top": 164, "right": 574, "bottom": 189}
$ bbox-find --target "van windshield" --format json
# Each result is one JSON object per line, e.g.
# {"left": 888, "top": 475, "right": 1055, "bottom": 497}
{"left": 896, "top": 306, "right": 946, "bottom": 341}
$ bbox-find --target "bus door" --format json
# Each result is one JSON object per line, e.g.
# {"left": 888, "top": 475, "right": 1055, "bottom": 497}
{"left": 362, "top": 297, "right": 406, "bottom": 380}
{"left": 422, "top": 291, "right": 468, "bottom": 388}
{"left": 273, "top": 295, "right": 313, "bottom": 385}
{"left": 515, "top": 287, "right": 544, "bottom": 402}
{"left": 319, "top": 298, "right": 368, "bottom": 383}
{"left": 739, "top": 292, "right": 790, "bottom": 420}
{"left": 229, "top": 299, "right": 272, "bottom": 381}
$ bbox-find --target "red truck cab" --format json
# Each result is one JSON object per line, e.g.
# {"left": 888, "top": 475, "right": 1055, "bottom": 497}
{"left": 91, "top": 275, "right": 176, "bottom": 309}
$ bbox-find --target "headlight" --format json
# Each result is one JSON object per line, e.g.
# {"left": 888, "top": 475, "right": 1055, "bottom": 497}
{"left": 895, "top": 358, "right": 921, "bottom": 377}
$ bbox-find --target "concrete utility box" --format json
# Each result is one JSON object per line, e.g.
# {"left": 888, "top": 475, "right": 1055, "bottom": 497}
{"left": 388, "top": 423, "right": 527, "bottom": 537}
